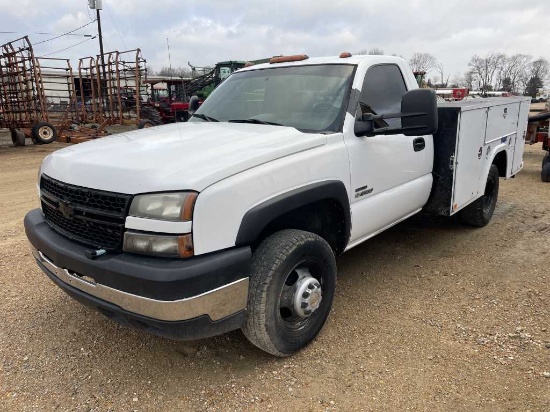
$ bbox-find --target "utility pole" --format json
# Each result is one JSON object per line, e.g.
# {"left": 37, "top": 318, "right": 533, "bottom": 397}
{"left": 89, "top": 0, "right": 107, "bottom": 99}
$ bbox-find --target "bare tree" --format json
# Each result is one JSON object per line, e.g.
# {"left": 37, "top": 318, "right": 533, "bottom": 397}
{"left": 530, "top": 58, "right": 550, "bottom": 81}
{"left": 156, "top": 66, "right": 192, "bottom": 78}
{"left": 434, "top": 62, "right": 451, "bottom": 87}
{"left": 356, "top": 47, "right": 384, "bottom": 55}
{"left": 468, "top": 53, "right": 506, "bottom": 93}
{"left": 463, "top": 70, "right": 476, "bottom": 90}
{"left": 409, "top": 52, "right": 437, "bottom": 73}
{"left": 449, "top": 73, "right": 463, "bottom": 88}
{"left": 368, "top": 47, "right": 384, "bottom": 55}
{"left": 496, "top": 54, "right": 532, "bottom": 93}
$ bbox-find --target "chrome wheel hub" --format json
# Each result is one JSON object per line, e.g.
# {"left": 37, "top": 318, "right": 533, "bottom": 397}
{"left": 293, "top": 269, "right": 322, "bottom": 318}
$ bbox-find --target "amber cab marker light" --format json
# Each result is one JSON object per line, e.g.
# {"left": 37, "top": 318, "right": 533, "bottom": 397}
{"left": 340, "top": 52, "right": 352, "bottom": 58}
{"left": 269, "top": 54, "right": 309, "bottom": 64}
{"left": 244, "top": 61, "right": 254, "bottom": 67}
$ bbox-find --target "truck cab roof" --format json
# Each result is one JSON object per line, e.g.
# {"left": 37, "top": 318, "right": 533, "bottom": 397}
{"left": 239, "top": 54, "right": 408, "bottom": 71}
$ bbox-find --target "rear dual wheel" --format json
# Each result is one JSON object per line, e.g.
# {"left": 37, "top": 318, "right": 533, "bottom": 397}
{"left": 243, "top": 230, "right": 336, "bottom": 357}
{"left": 460, "top": 164, "right": 500, "bottom": 227}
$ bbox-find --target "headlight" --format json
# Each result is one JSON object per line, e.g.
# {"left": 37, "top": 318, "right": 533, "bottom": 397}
{"left": 123, "top": 232, "right": 194, "bottom": 258}
{"left": 129, "top": 192, "right": 197, "bottom": 221}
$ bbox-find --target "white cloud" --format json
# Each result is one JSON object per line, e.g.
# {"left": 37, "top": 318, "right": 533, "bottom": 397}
{"left": 0, "top": 0, "right": 548, "bottom": 78}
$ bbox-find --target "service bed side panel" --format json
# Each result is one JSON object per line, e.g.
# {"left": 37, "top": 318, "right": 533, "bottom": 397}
{"left": 425, "top": 97, "right": 530, "bottom": 217}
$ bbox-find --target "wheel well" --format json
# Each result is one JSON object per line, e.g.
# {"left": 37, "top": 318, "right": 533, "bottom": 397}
{"left": 253, "top": 199, "right": 348, "bottom": 255}
{"left": 493, "top": 150, "right": 507, "bottom": 177}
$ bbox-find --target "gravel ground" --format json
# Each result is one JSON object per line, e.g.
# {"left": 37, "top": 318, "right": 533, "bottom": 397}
{"left": 0, "top": 129, "right": 549, "bottom": 411}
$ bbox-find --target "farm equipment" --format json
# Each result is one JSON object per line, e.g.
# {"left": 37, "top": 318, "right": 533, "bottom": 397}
{"left": 75, "top": 49, "right": 147, "bottom": 139}
{"left": 139, "top": 77, "right": 190, "bottom": 127}
{"left": 527, "top": 111, "right": 550, "bottom": 181}
{"left": 0, "top": 36, "right": 149, "bottom": 146}
{"left": 138, "top": 61, "right": 247, "bottom": 128}
{"left": 0, "top": 36, "right": 77, "bottom": 146}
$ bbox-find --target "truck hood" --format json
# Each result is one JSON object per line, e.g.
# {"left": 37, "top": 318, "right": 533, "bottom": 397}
{"left": 42, "top": 122, "right": 326, "bottom": 194}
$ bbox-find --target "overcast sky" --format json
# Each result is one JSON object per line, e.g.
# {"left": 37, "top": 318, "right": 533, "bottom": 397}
{"left": 1, "top": 0, "right": 549, "bottom": 81}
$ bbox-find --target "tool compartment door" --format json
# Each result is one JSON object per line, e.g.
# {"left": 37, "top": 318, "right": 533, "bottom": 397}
{"left": 485, "top": 103, "right": 520, "bottom": 144}
{"left": 451, "top": 108, "right": 488, "bottom": 212}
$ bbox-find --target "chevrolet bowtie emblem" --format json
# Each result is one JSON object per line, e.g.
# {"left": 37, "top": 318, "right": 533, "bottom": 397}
{"left": 58, "top": 200, "right": 75, "bottom": 219}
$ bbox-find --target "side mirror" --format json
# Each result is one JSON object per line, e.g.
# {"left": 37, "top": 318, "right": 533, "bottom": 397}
{"left": 401, "top": 89, "right": 438, "bottom": 136}
{"left": 354, "top": 89, "right": 438, "bottom": 137}
{"left": 188, "top": 95, "right": 200, "bottom": 114}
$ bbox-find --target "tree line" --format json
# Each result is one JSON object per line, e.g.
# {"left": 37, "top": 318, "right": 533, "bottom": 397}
{"left": 357, "top": 49, "right": 549, "bottom": 97}
{"left": 153, "top": 50, "right": 550, "bottom": 98}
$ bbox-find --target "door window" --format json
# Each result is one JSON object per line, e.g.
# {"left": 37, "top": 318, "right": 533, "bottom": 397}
{"left": 357, "top": 64, "right": 407, "bottom": 130}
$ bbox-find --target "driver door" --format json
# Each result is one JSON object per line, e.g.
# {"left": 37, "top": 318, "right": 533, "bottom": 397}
{"left": 345, "top": 64, "right": 434, "bottom": 246}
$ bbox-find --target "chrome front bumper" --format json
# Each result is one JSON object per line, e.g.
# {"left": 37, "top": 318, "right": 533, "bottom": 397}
{"left": 31, "top": 246, "right": 249, "bottom": 322}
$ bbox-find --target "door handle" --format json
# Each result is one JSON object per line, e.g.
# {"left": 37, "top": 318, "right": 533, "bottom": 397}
{"left": 413, "top": 137, "right": 425, "bottom": 152}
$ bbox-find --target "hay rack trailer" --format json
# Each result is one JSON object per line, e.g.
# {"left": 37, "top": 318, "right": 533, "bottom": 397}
{"left": 0, "top": 36, "right": 77, "bottom": 146}
{"left": 74, "top": 48, "right": 147, "bottom": 142}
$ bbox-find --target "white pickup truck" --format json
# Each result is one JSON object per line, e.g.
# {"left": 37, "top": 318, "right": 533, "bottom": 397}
{"left": 24, "top": 54, "right": 530, "bottom": 357}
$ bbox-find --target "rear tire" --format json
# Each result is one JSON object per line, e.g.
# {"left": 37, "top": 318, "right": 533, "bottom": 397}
{"left": 11, "top": 129, "right": 25, "bottom": 146}
{"left": 138, "top": 119, "right": 155, "bottom": 129}
{"left": 460, "top": 164, "right": 499, "bottom": 227}
{"left": 31, "top": 122, "right": 57, "bottom": 144}
{"left": 542, "top": 162, "right": 550, "bottom": 182}
{"left": 242, "top": 229, "right": 336, "bottom": 357}
{"left": 140, "top": 105, "right": 162, "bottom": 125}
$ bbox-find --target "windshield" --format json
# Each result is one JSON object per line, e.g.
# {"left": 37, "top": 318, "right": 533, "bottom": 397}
{"left": 189, "top": 64, "right": 355, "bottom": 133}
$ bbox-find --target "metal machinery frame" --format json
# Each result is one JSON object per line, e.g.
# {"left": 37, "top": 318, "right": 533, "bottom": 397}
{"left": 75, "top": 48, "right": 147, "bottom": 141}
{"left": 0, "top": 35, "right": 149, "bottom": 146}
{"left": 0, "top": 36, "right": 76, "bottom": 145}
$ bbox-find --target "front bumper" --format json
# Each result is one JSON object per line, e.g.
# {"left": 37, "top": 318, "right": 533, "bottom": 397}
{"left": 24, "top": 209, "right": 251, "bottom": 340}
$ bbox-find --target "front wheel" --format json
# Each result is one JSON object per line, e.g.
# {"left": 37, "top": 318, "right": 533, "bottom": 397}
{"left": 242, "top": 230, "right": 336, "bottom": 357}
{"left": 460, "top": 164, "right": 499, "bottom": 227}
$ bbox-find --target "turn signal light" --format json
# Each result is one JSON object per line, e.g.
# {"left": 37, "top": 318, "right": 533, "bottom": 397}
{"left": 340, "top": 52, "right": 352, "bottom": 58}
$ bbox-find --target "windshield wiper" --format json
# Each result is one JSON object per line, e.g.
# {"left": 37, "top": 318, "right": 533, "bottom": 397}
{"left": 192, "top": 113, "right": 219, "bottom": 122}
{"left": 228, "top": 118, "right": 284, "bottom": 126}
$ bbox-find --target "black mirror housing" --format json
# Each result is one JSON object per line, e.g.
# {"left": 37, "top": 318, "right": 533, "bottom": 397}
{"left": 354, "top": 88, "right": 438, "bottom": 137}
{"left": 401, "top": 89, "right": 438, "bottom": 136}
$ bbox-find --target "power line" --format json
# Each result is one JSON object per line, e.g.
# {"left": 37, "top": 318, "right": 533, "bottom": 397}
{"left": 85, "top": 0, "right": 94, "bottom": 21}
{"left": 103, "top": 0, "right": 128, "bottom": 50}
{"left": 39, "top": 35, "right": 97, "bottom": 57}
{"left": 0, "top": 31, "right": 93, "bottom": 37}
{"left": 34, "top": 20, "right": 97, "bottom": 45}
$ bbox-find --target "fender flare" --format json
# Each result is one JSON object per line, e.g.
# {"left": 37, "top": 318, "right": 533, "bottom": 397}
{"left": 235, "top": 180, "right": 351, "bottom": 248}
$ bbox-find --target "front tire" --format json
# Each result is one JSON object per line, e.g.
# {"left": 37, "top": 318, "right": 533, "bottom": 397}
{"left": 242, "top": 230, "right": 336, "bottom": 357}
{"left": 460, "top": 164, "right": 499, "bottom": 227}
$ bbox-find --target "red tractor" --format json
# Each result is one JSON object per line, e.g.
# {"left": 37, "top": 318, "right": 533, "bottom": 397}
{"left": 138, "top": 61, "right": 249, "bottom": 128}
{"left": 138, "top": 78, "right": 190, "bottom": 128}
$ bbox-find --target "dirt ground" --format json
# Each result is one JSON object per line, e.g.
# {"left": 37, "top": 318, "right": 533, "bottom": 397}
{"left": 0, "top": 130, "right": 549, "bottom": 411}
